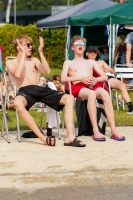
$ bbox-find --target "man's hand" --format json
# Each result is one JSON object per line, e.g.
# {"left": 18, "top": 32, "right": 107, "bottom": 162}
{"left": 90, "top": 77, "right": 97, "bottom": 86}
{"left": 38, "top": 36, "right": 44, "bottom": 53}
{"left": 81, "top": 76, "right": 93, "bottom": 85}
{"left": 126, "top": 62, "right": 132, "bottom": 68}
{"left": 16, "top": 39, "right": 25, "bottom": 54}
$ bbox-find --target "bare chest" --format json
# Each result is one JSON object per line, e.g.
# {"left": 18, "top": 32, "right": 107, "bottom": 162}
{"left": 69, "top": 62, "right": 92, "bottom": 75}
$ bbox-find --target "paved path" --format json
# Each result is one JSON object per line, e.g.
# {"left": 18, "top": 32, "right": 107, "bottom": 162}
{"left": 0, "top": 126, "right": 133, "bottom": 200}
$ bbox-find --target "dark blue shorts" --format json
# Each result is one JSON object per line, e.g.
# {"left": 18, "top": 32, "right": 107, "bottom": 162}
{"left": 16, "top": 85, "right": 65, "bottom": 111}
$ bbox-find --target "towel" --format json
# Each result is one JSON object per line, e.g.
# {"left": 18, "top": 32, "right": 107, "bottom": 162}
{"left": 46, "top": 82, "right": 61, "bottom": 128}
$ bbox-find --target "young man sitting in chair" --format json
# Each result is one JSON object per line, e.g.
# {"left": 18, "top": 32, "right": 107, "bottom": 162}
{"left": 61, "top": 35, "right": 125, "bottom": 141}
{"left": 6, "top": 35, "right": 86, "bottom": 147}
{"left": 86, "top": 45, "right": 133, "bottom": 114}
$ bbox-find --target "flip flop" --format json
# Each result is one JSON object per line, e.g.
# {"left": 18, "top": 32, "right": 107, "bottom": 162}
{"left": 46, "top": 136, "right": 56, "bottom": 146}
{"left": 64, "top": 138, "right": 86, "bottom": 147}
{"left": 110, "top": 134, "right": 125, "bottom": 141}
{"left": 93, "top": 136, "right": 106, "bottom": 141}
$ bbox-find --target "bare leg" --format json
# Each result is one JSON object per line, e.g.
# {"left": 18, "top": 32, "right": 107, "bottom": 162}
{"left": 109, "top": 78, "right": 131, "bottom": 103}
{"left": 14, "top": 96, "right": 55, "bottom": 145}
{"left": 95, "top": 88, "right": 125, "bottom": 138}
{"left": 59, "top": 94, "right": 86, "bottom": 145}
{"left": 79, "top": 88, "right": 105, "bottom": 138}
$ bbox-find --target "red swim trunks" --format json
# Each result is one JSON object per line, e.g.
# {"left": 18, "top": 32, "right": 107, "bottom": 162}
{"left": 66, "top": 81, "right": 108, "bottom": 98}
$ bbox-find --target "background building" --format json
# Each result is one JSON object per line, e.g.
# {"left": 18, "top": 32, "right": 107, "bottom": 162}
{"left": 0, "top": 10, "right": 51, "bottom": 25}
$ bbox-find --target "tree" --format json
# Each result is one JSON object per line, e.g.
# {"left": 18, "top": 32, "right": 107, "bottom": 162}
{"left": 0, "top": 0, "right": 87, "bottom": 11}
{"left": 112, "top": 0, "right": 120, "bottom": 2}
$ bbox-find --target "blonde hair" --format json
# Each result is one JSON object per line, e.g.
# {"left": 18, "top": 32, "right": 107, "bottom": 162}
{"left": 13, "top": 35, "right": 32, "bottom": 51}
{"left": 70, "top": 35, "right": 87, "bottom": 47}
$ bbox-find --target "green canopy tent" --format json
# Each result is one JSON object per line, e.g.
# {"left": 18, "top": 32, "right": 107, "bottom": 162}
{"left": 68, "top": 0, "right": 133, "bottom": 64}
{"left": 69, "top": 0, "right": 133, "bottom": 26}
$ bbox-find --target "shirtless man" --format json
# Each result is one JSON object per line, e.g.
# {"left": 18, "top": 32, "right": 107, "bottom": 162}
{"left": 61, "top": 35, "right": 125, "bottom": 141}
{"left": 86, "top": 46, "right": 133, "bottom": 114}
{"left": 6, "top": 35, "right": 86, "bottom": 147}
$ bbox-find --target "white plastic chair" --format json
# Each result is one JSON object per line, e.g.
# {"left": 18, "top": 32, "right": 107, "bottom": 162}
{"left": 105, "top": 72, "right": 120, "bottom": 110}
{"left": 114, "top": 64, "right": 133, "bottom": 110}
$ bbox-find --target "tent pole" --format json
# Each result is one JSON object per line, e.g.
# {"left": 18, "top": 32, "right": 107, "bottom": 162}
{"left": 109, "top": 16, "right": 112, "bottom": 67}
{"left": 66, "top": 25, "right": 71, "bottom": 60}
{"left": 112, "top": 24, "right": 115, "bottom": 67}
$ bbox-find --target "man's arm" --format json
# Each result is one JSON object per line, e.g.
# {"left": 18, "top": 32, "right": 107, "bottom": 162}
{"left": 35, "top": 36, "right": 50, "bottom": 75}
{"left": 93, "top": 60, "right": 108, "bottom": 82}
{"left": 99, "top": 60, "right": 115, "bottom": 74}
{"left": 96, "top": 47, "right": 101, "bottom": 57}
{"left": 113, "top": 43, "right": 119, "bottom": 64}
{"left": 126, "top": 43, "right": 132, "bottom": 68}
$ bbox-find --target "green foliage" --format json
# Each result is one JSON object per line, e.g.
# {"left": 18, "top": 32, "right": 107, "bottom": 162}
{"left": 0, "top": 24, "right": 66, "bottom": 69}
{"left": 1, "top": 102, "right": 133, "bottom": 131}
{"left": 0, "top": 0, "right": 87, "bottom": 11}
{"left": 112, "top": 0, "right": 120, "bottom": 2}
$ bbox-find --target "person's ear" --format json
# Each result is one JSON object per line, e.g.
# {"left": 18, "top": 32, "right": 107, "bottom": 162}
{"left": 16, "top": 45, "right": 20, "bottom": 52}
{"left": 71, "top": 45, "right": 74, "bottom": 51}
{"left": 86, "top": 52, "right": 88, "bottom": 58}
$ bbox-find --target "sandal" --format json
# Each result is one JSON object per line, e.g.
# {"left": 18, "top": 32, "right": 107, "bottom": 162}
{"left": 64, "top": 138, "right": 86, "bottom": 147}
{"left": 46, "top": 136, "right": 56, "bottom": 146}
{"left": 118, "top": 100, "right": 122, "bottom": 106}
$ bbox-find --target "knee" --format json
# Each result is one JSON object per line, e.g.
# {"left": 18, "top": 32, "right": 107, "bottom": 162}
{"left": 64, "top": 94, "right": 74, "bottom": 105}
{"left": 121, "top": 82, "right": 126, "bottom": 90}
{"left": 14, "top": 99, "right": 25, "bottom": 111}
{"left": 101, "top": 91, "right": 110, "bottom": 101}
{"left": 87, "top": 90, "right": 96, "bottom": 101}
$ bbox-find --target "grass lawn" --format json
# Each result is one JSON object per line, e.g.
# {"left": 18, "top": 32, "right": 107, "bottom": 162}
{"left": 1, "top": 98, "right": 133, "bottom": 131}
{"left": 1, "top": 67, "right": 133, "bottom": 130}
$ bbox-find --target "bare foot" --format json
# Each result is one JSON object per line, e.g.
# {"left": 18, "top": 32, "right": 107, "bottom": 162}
{"left": 93, "top": 129, "right": 106, "bottom": 139}
{"left": 111, "top": 128, "right": 125, "bottom": 138}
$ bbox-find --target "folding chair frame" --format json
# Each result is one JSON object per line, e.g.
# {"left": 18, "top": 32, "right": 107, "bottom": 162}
{"left": 0, "top": 87, "right": 10, "bottom": 143}
{"left": 114, "top": 64, "right": 133, "bottom": 110}
{"left": 3, "top": 69, "right": 62, "bottom": 142}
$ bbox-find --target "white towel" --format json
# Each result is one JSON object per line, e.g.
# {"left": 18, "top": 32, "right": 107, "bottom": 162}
{"left": 46, "top": 82, "right": 61, "bottom": 128}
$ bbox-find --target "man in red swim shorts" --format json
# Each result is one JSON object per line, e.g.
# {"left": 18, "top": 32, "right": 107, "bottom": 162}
{"left": 61, "top": 35, "right": 125, "bottom": 141}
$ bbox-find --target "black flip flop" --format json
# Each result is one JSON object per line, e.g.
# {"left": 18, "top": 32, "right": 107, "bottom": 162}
{"left": 64, "top": 138, "right": 86, "bottom": 147}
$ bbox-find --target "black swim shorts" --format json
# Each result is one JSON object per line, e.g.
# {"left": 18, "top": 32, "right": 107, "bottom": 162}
{"left": 16, "top": 85, "right": 65, "bottom": 111}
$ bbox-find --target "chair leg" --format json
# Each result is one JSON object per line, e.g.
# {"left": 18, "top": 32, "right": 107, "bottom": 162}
{"left": 0, "top": 90, "right": 10, "bottom": 143}
{"left": 16, "top": 110, "right": 21, "bottom": 142}
{"left": 39, "top": 109, "right": 44, "bottom": 130}
{"left": 1, "top": 107, "right": 10, "bottom": 143}
{"left": 56, "top": 112, "right": 61, "bottom": 140}
{"left": 61, "top": 107, "right": 65, "bottom": 132}
{"left": 115, "top": 90, "right": 119, "bottom": 111}
{"left": 122, "top": 99, "right": 125, "bottom": 110}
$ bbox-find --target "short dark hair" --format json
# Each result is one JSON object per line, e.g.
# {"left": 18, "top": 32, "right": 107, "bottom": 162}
{"left": 51, "top": 75, "right": 61, "bottom": 82}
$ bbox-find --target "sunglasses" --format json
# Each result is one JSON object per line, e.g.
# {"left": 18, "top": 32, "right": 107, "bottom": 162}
{"left": 21, "top": 42, "right": 32, "bottom": 47}
{"left": 74, "top": 41, "right": 86, "bottom": 46}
